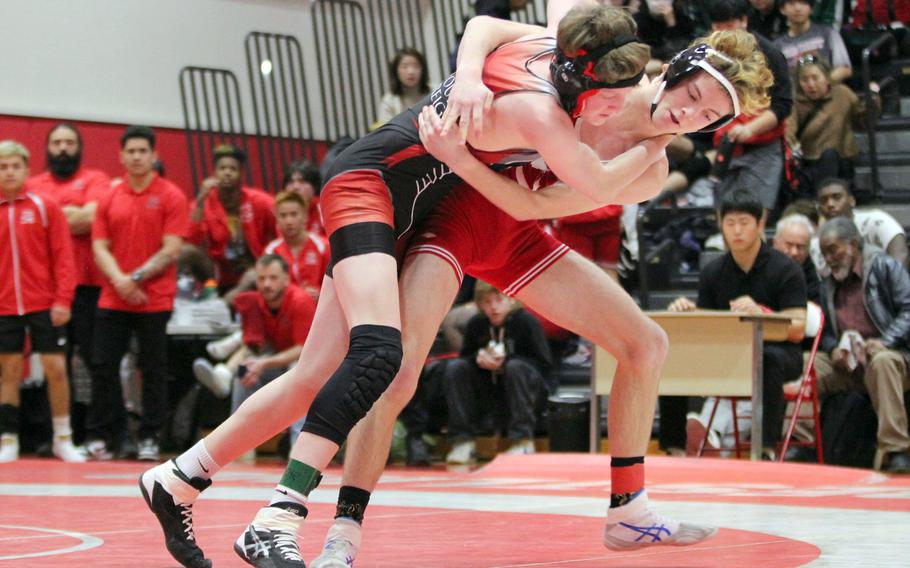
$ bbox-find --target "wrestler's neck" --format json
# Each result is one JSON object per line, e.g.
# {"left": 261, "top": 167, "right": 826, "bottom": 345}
{"left": 577, "top": 85, "right": 662, "bottom": 144}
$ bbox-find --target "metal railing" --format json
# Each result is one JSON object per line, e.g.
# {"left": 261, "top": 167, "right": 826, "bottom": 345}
{"left": 428, "top": 0, "right": 548, "bottom": 77}
{"left": 311, "top": 0, "right": 382, "bottom": 140}
{"left": 862, "top": 31, "right": 896, "bottom": 201}
{"left": 365, "top": 0, "right": 427, "bottom": 93}
{"left": 245, "top": 31, "right": 319, "bottom": 192}
{"left": 178, "top": 66, "right": 251, "bottom": 193}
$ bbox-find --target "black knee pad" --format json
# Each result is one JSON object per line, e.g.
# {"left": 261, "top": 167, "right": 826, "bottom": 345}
{"left": 302, "top": 325, "right": 403, "bottom": 445}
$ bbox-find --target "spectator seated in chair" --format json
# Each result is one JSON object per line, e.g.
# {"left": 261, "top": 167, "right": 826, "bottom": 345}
{"left": 443, "top": 282, "right": 552, "bottom": 464}
{"left": 773, "top": 0, "right": 853, "bottom": 82}
{"left": 664, "top": 188, "right": 807, "bottom": 459}
{"left": 813, "top": 217, "right": 910, "bottom": 473}
{"left": 192, "top": 254, "right": 316, "bottom": 454}
{"left": 785, "top": 56, "right": 880, "bottom": 195}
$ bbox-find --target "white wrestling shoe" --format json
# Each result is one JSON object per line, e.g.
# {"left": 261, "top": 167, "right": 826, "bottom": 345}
{"left": 603, "top": 490, "right": 717, "bottom": 550}
{"left": 310, "top": 517, "right": 361, "bottom": 567}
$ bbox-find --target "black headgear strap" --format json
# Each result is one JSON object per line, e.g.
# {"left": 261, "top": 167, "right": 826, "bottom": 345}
{"left": 552, "top": 34, "right": 646, "bottom": 115}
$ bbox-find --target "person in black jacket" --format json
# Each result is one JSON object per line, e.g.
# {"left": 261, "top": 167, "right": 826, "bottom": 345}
{"left": 444, "top": 281, "right": 552, "bottom": 463}
{"left": 815, "top": 217, "right": 910, "bottom": 473}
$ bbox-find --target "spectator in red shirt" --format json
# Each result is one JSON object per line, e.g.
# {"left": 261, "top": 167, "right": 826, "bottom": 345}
{"left": 0, "top": 140, "right": 84, "bottom": 463}
{"left": 189, "top": 145, "right": 276, "bottom": 291}
{"left": 27, "top": 123, "right": 111, "bottom": 443}
{"left": 282, "top": 160, "right": 324, "bottom": 236}
{"left": 552, "top": 204, "right": 624, "bottom": 279}
{"left": 87, "top": 126, "right": 189, "bottom": 462}
{"left": 264, "top": 191, "right": 330, "bottom": 299}
{"left": 193, "top": 255, "right": 316, "bottom": 427}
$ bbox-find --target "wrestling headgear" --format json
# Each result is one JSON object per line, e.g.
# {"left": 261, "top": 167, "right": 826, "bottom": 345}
{"left": 650, "top": 43, "right": 741, "bottom": 132}
{"left": 550, "top": 34, "right": 646, "bottom": 117}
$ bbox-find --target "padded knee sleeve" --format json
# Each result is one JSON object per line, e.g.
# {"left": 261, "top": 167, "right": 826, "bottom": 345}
{"left": 302, "top": 325, "right": 403, "bottom": 445}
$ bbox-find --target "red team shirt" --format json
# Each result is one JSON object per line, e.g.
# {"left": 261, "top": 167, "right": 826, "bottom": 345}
{"left": 92, "top": 175, "right": 190, "bottom": 313}
{"left": 307, "top": 197, "right": 325, "bottom": 236}
{"left": 0, "top": 190, "right": 76, "bottom": 315}
{"left": 28, "top": 167, "right": 111, "bottom": 287}
{"left": 234, "top": 284, "right": 316, "bottom": 351}
{"left": 263, "top": 233, "right": 330, "bottom": 293}
{"left": 188, "top": 186, "right": 277, "bottom": 265}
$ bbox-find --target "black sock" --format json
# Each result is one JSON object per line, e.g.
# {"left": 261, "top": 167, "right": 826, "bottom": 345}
{"left": 0, "top": 404, "right": 19, "bottom": 435}
{"left": 335, "top": 485, "right": 371, "bottom": 525}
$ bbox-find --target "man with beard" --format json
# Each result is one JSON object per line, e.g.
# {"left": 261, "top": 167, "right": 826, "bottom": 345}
{"left": 27, "top": 124, "right": 110, "bottom": 443}
{"left": 815, "top": 217, "right": 910, "bottom": 473}
{"left": 811, "top": 178, "right": 909, "bottom": 273}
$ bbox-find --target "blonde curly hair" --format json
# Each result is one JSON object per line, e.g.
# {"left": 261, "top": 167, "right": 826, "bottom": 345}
{"left": 557, "top": 4, "right": 651, "bottom": 84}
{"left": 694, "top": 30, "right": 774, "bottom": 116}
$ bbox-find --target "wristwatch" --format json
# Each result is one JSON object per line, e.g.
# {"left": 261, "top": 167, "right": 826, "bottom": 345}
{"left": 131, "top": 269, "right": 146, "bottom": 283}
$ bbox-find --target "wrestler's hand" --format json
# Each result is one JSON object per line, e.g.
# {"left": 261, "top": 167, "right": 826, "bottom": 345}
{"left": 640, "top": 134, "right": 674, "bottom": 163}
{"left": 441, "top": 75, "right": 494, "bottom": 144}
{"left": 419, "top": 106, "right": 470, "bottom": 167}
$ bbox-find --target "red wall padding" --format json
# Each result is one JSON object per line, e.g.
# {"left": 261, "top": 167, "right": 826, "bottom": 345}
{"left": 0, "top": 114, "right": 329, "bottom": 198}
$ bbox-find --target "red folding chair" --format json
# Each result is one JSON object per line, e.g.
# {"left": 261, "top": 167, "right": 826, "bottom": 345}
{"left": 697, "top": 302, "right": 825, "bottom": 461}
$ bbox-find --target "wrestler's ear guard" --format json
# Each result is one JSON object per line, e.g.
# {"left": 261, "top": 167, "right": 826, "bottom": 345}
{"left": 649, "top": 43, "right": 742, "bottom": 132}
{"left": 551, "top": 34, "right": 646, "bottom": 117}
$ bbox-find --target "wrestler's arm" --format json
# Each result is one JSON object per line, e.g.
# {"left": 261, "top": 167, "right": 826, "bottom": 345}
{"left": 516, "top": 103, "right": 670, "bottom": 204}
{"left": 450, "top": 155, "right": 666, "bottom": 220}
{"left": 444, "top": 16, "right": 546, "bottom": 141}
{"left": 419, "top": 107, "right": 667, "bottom": 219}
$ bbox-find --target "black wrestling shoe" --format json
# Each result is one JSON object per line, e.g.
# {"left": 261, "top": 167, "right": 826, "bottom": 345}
{"left": 139, "top": 460, "right": 213, "bottom": 568}
{"left": 234, "top": 503, "right": 308, "bottom": 567}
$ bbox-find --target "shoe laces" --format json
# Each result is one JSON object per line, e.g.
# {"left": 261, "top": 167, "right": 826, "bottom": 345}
{"left": 273, "top": 530, "right": 303, "bottom": 561}
{"left": 179, "top": 504, "right": 197, "bottom": 542}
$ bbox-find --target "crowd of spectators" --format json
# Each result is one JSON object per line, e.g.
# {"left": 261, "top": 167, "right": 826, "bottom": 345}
{"left": 0, "top": 0, "right": 908, "bottom": 472}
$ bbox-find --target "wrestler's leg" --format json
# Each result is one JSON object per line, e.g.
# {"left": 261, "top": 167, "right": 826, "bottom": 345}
{"left": 515, "top": 251, "right": 716, "bottom": 549}
{"left": 236, "top": 252, "right": 404, "bottom": 567}
{"left": 515, "top": 250, "right": 666, "bottom": 458}
{"left": 139, "top": 275, "right": 349, "bottom": 568}
{"left": 310, "top": 252, "right": 460, "bottom": 566}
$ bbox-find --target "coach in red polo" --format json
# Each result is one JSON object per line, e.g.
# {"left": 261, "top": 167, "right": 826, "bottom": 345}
{"left": 87, "top": 126, "right": 189, "bottom": 462}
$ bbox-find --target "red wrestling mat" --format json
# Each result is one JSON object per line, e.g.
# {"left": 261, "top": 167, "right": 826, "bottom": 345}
{"left": 0, "top": 454, "right": 907, "bottom": 567}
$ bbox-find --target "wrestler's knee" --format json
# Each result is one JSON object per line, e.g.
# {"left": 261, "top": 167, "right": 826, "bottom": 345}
{"left": 381, "top": 356, "right": 423, "bottom": 412}
{"left": 620, "top": 317, "right": 668, "bottom": 370}
{"left": 302, "top": 325, "right": 403, "bottom": 445}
